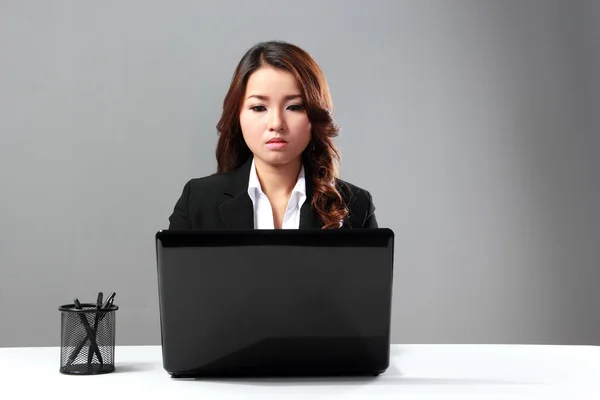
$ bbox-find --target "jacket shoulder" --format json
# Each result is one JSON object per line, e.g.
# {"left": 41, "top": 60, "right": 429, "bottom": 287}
{"left": 335, "top": 178, "right": 373, "bottom": 205}
{"left": 182, "top": 170, "right": 238, "bottom": 204}
{"left": 187, "top": 171, "right": 231, "bottom": 191}
{"left": 335, "top": 178, "right": 376, "bottom": 228}
{"left": 337, "top": 179, "right": 377, "bottom": 228}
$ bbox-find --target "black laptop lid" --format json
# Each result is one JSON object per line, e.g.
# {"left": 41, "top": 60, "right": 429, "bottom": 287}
{"left": 156, "top": 228, "right": 394, "bottom": 377}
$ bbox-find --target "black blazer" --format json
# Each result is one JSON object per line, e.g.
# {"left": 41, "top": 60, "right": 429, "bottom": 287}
{"left": 168, "top": 157, "right": 378, "bottom": 230}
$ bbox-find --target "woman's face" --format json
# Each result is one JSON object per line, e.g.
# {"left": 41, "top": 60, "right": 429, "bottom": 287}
{"left": 239, "top": 66, "right": 312, "bottom": 167}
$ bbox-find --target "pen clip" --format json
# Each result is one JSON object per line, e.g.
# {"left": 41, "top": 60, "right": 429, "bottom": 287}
{"left": 101, "top": 292, "right": 116, "bottom": 309}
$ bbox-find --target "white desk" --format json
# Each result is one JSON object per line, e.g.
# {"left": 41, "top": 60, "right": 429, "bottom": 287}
{"left": 1, "top": 345, "right": 599, "bottom": 399}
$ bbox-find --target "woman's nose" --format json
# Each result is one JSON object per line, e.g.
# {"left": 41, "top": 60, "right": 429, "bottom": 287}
{"left": 267, "top": 110, "right": 285, "bottom": 132}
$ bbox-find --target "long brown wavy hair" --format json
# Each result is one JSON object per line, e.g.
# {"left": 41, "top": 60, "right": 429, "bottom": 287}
{"left": 215, "top": 41, "right": 348, "bottom": 228}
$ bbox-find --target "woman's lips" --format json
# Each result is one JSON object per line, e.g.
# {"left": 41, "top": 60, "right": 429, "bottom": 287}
{"left": 266, "top": 138, "right": 288, "bottom": 150}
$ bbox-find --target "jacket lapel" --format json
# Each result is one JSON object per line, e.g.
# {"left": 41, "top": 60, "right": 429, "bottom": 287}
{"left": 299, "top": 201, "right": 323, "bottom": 229}
{"left": 218, "top": 158, "right": 254, "bottom": 229}
{"left": 218, "top": 193, "right": 254, "bottom": 229}
{"left": 299, "top": 170, "right": 324, "bottom": 229}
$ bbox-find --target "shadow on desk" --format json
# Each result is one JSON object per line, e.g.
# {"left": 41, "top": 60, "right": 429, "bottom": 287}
{"left": 179, "top": 376, "right": 538, "bottom": 386}
{"left": 177, "top": 359, "right": 537, "bottom": 387}
{"left": 113, "top": 362, "right": 157, "bottom": 373}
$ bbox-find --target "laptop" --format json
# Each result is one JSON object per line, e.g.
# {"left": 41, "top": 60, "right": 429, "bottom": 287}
{"left": 155, "top": 228, "right": 394, "bottom": 377}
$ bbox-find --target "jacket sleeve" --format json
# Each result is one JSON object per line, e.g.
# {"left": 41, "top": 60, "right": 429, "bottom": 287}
{"left": 168, "top": 181, "right": 193, "bottom": 230}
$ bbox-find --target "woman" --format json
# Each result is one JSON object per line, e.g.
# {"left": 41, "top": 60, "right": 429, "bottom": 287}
{"left": 168, "top": 41, "right": 377, "bottom": 230}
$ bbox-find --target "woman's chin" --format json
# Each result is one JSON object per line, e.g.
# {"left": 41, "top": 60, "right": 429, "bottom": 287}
{"left": 256, "top": 152, "right": 303, "bottom": 167}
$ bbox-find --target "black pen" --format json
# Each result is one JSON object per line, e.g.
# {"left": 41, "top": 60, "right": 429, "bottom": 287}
{"left": 87, "top": 291, "right": 114, "bottom": 365}
{"left": 73, "top": 298, "right": 103, "bottom": 366}
{"left": 96, "top": 292, "right": 103, "bottom": 308}
{"left": 88, "top": 292, "right": 104, "bottom": 365}
{"left": 102, "top": 292, "right": 116, "bottom": 309}
{"left": 67, "top": 299, "right": 95, "bottom": 367}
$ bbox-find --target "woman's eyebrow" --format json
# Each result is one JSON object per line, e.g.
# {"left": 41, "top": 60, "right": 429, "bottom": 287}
{"left": 246, "top": 94, "right": 302, "bottom": 101}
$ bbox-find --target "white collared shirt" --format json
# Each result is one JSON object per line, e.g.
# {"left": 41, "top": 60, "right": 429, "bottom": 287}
{"left": 247, "top": 158, "right": 307, "bottom": 229}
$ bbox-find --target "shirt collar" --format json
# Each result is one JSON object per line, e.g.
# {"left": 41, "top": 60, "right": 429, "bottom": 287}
{"left": 247, "top": 158, "right": 307, "bottom": 205}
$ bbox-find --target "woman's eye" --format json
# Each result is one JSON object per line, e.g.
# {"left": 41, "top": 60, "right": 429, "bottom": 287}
{"left": 250, "top": 106, "right": 266, "bottom": 112}
{"left": 287, "top": 104, "right": 304, "bottom": 111}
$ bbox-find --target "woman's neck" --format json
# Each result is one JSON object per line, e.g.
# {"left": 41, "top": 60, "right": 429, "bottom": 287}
{"left": 254, "top": 157, "right": 302, "bottom": 198}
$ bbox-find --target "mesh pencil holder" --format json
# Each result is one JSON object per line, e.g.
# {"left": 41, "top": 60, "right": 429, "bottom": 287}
{"left": 59, "top": 303, "right": 118, "bottom": 375}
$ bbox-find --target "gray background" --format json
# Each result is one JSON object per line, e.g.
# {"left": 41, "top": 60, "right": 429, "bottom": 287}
{"left": 1, "top": 0, "right": 599, "bottom": 347}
